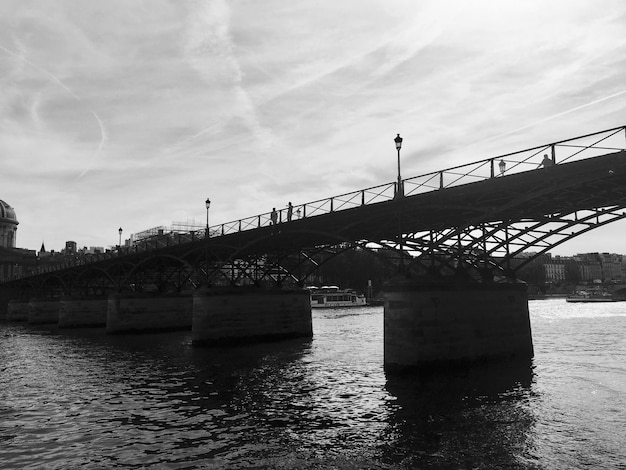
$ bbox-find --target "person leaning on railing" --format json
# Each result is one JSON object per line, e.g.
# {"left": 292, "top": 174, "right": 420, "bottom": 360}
{"left": 539, "top": 154, "right": 554, "bottom": 168}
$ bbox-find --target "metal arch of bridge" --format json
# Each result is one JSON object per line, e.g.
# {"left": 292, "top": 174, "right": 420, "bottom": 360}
{"left": 393, "top": 205, "right": 626, "bottom": 281}
{"left": 4, "top": 125, "right": 626, "bottom": 293}
{"left": 16, "top": 125, "right": 626, "bottom": 271}
{"left": 376, "top": 147, "right": 626, "bottom": 280}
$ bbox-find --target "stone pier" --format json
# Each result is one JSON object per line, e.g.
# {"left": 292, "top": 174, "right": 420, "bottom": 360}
{"left": 7, "top": 300, "right": 29, "bottom": 322}
{"left": 28, "top": 298, "right": 60, "bottom": 325}
{"left": 192, "top": 287, "right": 312, "bottom": 346}
{"left": 106, "top": 292, "right": 193, "bottom": 334}
{"left": 383, "top": 279, "right": 533, "bottom": 372}
{"left": 59, "top": 295, "right": 108, "bottom": 328}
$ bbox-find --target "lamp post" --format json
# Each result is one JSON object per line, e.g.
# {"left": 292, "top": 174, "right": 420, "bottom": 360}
{"left": 205, "top": 198, "right": 211, "bottom": 238}
{"left": 394, "top": 133, "right": 403, "bottom": 197}
{"left": 118, "top": 227, "right": 122, "bottom": 247}
{"left": 394, "top": 134, "right": 405, "bottom": 273}
{"left": 499, "top": 159, "right": 506, "bottom": 176}
{"left": 204, "top": 198, "right": 211, "bottom": 286}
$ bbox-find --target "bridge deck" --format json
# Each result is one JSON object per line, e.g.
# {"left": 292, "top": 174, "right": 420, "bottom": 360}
{"left": 4, "top": 147, "right": 626, "bottom": 285}
{"left": 198, "top": 150, "right": 626, "bottom": 257}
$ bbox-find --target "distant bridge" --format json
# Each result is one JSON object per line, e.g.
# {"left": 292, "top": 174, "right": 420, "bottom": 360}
{"left": 4, "top": 125, "right": 626, "bottom": 296}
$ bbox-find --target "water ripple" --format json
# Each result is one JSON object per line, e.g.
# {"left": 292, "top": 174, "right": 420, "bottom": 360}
{"left": 1, "top": 303, "right": 625, "bottom": 468}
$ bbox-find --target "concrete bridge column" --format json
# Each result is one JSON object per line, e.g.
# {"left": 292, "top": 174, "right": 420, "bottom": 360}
{"left": 59, "top": 295, "right": 108, "bottom": 328}
{"left": 7, "top": 300, "right": 29, "bottom": 322}
{"left": 28, "top": 298, "right": 60, "bottom": 325}
{"left": 106, "top": 292, "right": 193, "bottom": 334}
{"left": 192, "top": 287, "right": 312, "bottom": 346}
{"left": 0, "top": 288, "right": 19, "bottom": 321}
{"left": 383, "top": 279, "right": 533, "bottom": 372}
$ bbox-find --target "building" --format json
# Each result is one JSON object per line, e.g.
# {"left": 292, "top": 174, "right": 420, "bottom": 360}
{"left": 572, "top": 252, "right": 624, "bottom": 282}
{"left": 544, "top": 256, "right": 566, "bottom": 282}
{"left": 598, "top": 252, "right": 623, "bottom": 281}
{"left": 0, "top": 199, "right": 18, "bottom": 248}
{"left": 0, "top": 199, "right": 37, "bottom": 282}
{"left": 65, "top": 241, "right": 77, "bottom": 255}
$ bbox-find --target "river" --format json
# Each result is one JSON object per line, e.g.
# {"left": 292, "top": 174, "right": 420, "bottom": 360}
{"left": 1, "top": 299, "right": 625, "bottom": 469}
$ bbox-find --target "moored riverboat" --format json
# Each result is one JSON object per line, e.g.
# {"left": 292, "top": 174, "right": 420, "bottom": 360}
{"left": 308, "top": 286, "right": 367, "bottom": 308}
{"left": 566, "top": 291, "right": 615, "bottom": 303}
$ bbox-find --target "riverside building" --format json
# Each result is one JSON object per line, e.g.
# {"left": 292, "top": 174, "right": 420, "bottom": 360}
{"left": 0, "top": 199, "right": 36, "bottom": 282}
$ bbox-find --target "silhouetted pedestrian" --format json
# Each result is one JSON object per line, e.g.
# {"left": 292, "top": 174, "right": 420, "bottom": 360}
{"left": 540, "top": 154, "right": 554, "bottom": 168}
{"left": 287, "top": 202, "right": 293, "bottom": 222}
{"left": 271, "top": 208, "right": 278, "bottom": 225}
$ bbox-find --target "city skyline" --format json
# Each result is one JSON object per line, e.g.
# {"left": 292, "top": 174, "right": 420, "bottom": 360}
{"left": 2, "top": 1, "right": 626, "bottom": 254}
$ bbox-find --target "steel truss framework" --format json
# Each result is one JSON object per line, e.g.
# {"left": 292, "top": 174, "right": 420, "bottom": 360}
{"left": 9, "top": 202, "right": 626, "bottom": 300}
{"left": 8, "top": 208, "right": 626, "bottom": 298}
{"left": 373, "top": 205, "right": 626, "bottom": 281}
{"left": 6, "top": 242, "right": 361, "bottom": 298}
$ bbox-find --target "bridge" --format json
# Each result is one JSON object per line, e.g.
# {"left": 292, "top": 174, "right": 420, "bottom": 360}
{"left": 2, "top": 125, "right": 626, "bottom": 371}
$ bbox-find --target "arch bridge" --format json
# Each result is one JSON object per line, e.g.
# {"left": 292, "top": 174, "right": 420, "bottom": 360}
{"left": 4, "top": 125, "right": 626, "bottom": 298}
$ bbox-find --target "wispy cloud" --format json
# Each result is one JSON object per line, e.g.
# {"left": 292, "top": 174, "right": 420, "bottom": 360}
{"left": 182, "top": 1, "right": 276, "bottom": 149}
{"left": 0, "top": 42, "right": 108, "bottom": 178}
{"left": 1, "top": 0, "right": 626, "bottom": 254}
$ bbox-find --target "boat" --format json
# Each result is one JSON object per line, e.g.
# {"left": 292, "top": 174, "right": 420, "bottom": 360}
{"left": 308, "top": 285, "right": 368, "bottom": 308}
{"left": 566, "top": 290, "right": 615, "bottom": 303}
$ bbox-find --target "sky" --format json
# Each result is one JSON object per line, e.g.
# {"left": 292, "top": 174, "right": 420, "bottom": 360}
{"left": 1, "top": 0, "right": 626, "bottom": 256}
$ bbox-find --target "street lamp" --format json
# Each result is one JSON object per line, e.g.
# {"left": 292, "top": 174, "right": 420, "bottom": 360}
{"left": 205, "top": 198, "right": 211, "bottom": 237}
{"left": 118, "top": 227, "right": 122, "bottom": 247}
{"left": 499, "top": 159, "right": 506, "bottom": 176}
{"left": 394, "top": 133, "right": 403, "bottom": 197}
{"left": 394, "top": 134, "right": 405, "bottom": 273}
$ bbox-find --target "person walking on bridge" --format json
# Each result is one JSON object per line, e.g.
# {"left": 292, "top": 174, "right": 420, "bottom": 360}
{"left": 287, "top": 202, "right": 293, "bottom": 222}
{"left": 540, "top": 154, "right": 554, "bottom": 168}
{"left": 271, "top": 208, "right": 278, "bottom": 225}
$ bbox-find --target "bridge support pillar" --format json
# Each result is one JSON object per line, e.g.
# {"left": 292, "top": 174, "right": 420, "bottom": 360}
{"left": 0, "top": 288, "right": 20, "bottom": 321}
{"left": 7, "top": 300, "right": 29, "bottom": 322}
{"left": 28, "top": 298, "right": 60, "bottom": 325}
{"left": 192, "top": 287, "right": 312, "bottom": 346}
{"left": 106, "top": 292, "right": 193, "bottom": 334}
{"left": 59, "top": 296, "right": 108, "bottom": 328}
{"left": 383, "top": 280, "right": 533, "bottom": 372}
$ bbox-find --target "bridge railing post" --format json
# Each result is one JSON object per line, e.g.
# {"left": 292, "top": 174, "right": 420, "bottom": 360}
{"left": 330, "top": 198, "right": 334, "bottom": 212}
{"left": 551, "top": 144, "right": 556, "bottom": 164}
{"left": 439, "top": 171, "right": 444, "bottom": 189}
{"left": 361, "top": 190, "right": 365, "bottom": 205}
{"left": 490, "top": 159, "right": 495, "bottom": 178}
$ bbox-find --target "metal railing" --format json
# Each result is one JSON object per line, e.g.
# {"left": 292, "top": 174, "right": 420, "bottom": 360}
{"left": 403, "top": 125, "right": 626, "bottom": 196}
{"left": 15, "top": 125, "right": 626, "bottom": 279}
{"left": 206, "top": 124, "right": 625, "bottom": 236}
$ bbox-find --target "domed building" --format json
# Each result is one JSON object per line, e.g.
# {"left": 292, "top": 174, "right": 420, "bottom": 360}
{"left": 0, "top": 199, "right": 36, "bottom": 284}
{"left": 0, "top": 199, "right": 19, "bottom": 248}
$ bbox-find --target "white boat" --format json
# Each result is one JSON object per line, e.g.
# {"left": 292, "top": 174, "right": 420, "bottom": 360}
{"left": 308, "top": 285, "right": 367, "bottom": 308}
{"left": 566, "top": 291, "right": 615, "bottom": 303}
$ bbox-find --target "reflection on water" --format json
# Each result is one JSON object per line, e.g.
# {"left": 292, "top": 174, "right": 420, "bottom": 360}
{"left": 1, "top": 301, "right": 625, "bottom": 469}
{"left": 384, "top": 361, "right": 535, "bottom": 469}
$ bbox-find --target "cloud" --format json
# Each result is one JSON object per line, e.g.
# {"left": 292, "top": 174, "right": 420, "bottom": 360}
{"left": 1, "top": 0, "right": 626, "bottom": 254}
{"left": 182, "top": 1, "right": 276, "bottom": 150}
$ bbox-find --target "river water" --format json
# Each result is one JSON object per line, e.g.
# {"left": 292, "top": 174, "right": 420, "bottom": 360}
{"left": 1, "top": 299, "right": 625, "bottom": 469}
